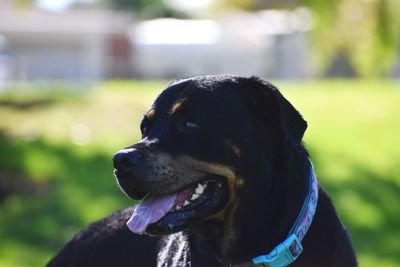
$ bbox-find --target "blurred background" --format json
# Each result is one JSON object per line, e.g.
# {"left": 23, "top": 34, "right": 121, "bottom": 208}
{"left": 0, "top": 0, "right": 399, "bottom": 266}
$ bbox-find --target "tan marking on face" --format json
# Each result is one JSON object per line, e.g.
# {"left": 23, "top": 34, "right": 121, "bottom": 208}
{"left": 212, "top": 174, "right": 241, "bottom": 222}
{"left": 222, "top": 198, "right": 240, "bottom": 255}
{"left": 181, "top": 159, "right": 241, "bottom": 223}
{"left": 145, "top": 153, "right": 200, "bottom": 192}
{"left": 224, "top": 139, "right": 241, "bottom": 157}
{"left": 170, "top": 99, "right": 186, "bottom": 114}
{"left": 146, "top": 109, "right": 156, "bottom": 120}
{"left": 234, "top": 177, "right": 245, "bottom": 189}
{"left": 142, "top": 153, "right": 241, "bottom": 223}
{"left": 142, "top": 152, "right": 243, "bottom": 249}
{"left": 171, "top": 156, "right": 238, "bottom": 211}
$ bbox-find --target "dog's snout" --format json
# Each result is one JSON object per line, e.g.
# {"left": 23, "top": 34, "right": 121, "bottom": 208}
{"left": 113, "top": 148, "right": 143, "bottom": 172}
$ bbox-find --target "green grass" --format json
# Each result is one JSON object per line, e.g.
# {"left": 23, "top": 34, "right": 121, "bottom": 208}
{"left": 0, "top": 79, "right": 399, "bottom": 267}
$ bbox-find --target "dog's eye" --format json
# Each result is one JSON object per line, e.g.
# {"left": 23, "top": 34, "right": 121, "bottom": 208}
{"left": 173, "top": 119, "right": 199, "bottom": 135}
{"left": 184, "top": 120, "right": 199, "bottom": 130}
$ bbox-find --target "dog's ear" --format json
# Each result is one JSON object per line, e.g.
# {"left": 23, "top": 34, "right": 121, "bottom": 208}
{"left": 240, "top": 77, "right": 307, "bottom": 144}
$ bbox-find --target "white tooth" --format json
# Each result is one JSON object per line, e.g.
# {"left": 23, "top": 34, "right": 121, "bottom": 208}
{"left": 183, "top": 200, "right": 190, "bottom": 206}
{"left": 191, "top": 193, "right": 200, "bottom": 200}
{"left": 176, "top": 205, "right": 181, "bottom": 210}
{"left": 195, "top": 184, "right": 204, "bottom": 194}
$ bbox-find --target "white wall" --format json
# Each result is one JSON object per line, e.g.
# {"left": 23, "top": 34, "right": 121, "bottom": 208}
{"left": 0, "top": 32, "right": 110, "bottom": 82}
{"left": 130, "top": 18, "right": 312, "bottom": 80}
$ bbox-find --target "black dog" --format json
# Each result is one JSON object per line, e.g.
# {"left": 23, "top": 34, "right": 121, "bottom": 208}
{"left": 48, "top": 75, "right": 357, "bottom": 266}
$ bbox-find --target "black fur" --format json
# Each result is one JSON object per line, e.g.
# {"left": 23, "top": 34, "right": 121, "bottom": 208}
{"left": 48, "top": 75, "right": 357, "bottom": 267}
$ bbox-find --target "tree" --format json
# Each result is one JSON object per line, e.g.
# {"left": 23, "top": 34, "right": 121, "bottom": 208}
{"left": 98, "top": 0, "right": 189, "bottom": 19}
{"left": 100, "top": 0, "right": 162, "bottom": 11}
{"left": 222, "top": 0, "right": 400, "bottom": 77}
{"left": 303, "top": 0, "right": 399, "bottom": 77}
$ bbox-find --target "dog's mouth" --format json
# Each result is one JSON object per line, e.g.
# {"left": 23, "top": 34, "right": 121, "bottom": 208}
{"left": 126, "top": 177, "right": 228, "bottom": 235}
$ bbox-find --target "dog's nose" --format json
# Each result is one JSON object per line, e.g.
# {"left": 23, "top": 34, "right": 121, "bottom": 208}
{"left": 113, "top": 148, "right": 143, "bottom": 172}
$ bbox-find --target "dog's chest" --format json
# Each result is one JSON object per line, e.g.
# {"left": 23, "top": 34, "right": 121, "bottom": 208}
{"left": 157, "top": 233, "right": 191, "bottom": 267}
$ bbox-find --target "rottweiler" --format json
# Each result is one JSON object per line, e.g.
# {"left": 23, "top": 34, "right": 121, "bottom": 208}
{"left": 48, "top": 75, "right": 357, "bottom": 267}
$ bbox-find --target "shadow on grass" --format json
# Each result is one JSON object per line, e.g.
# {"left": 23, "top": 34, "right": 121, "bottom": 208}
{"left": 0, "top": 98, "right": 56, "bottom": 110}
{"left": 307, "top": 147, "right": 400, "bottom": 263}
{"left": 0, "top": 134, "right": 132, "bottom": 265}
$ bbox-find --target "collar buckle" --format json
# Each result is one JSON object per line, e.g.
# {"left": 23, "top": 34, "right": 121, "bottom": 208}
{"left": 252, "top": 234, "right": 303, "bottom": 267}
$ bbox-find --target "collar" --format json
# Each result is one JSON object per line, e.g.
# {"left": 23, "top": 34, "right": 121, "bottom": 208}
{"left": 251, "top": 159, "right": 319, "bottom": 267}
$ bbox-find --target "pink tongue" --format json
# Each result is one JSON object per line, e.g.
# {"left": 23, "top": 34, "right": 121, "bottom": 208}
{"left": 126, "top": 193, "right": 177, "bottom": 234}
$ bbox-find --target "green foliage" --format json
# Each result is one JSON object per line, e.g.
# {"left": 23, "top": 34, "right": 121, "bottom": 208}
{"left": 0, "top": 80, "right": 399, "bottom": 266}
{"left": 105, "top": 0, "right": 161, "bottom": 10}
{"left": 300, "top": 0, "right": 400, "bottom": 77}
{"left": 221, "top": 0, "right": 400, "bottom": 77}
{"left": 221, "top": 0, "right": 254, "bottom": 10}
{"left": 99, "top": 0, "right": 190, "bottom": 19}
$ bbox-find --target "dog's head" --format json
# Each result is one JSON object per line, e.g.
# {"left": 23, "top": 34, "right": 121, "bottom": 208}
{"left": 113, "top": 75, "right": 307, "bottom": 236}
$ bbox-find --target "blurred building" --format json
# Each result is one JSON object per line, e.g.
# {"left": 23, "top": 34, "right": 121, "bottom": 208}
{"left": 1, "top": 2, "right": 400, "bottom": 84}
{"left": 130, "top": 9, "right": 314, "bottom": 80}
{"left": 0, "top": 7, "right": 132, "bottom": 84}
{"left": 0, "top": 4, "right": 316, "bottom": 83}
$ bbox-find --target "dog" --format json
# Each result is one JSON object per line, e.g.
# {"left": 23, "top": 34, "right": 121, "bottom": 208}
{"left": 48, "top": 75, "right": 357, "bottom": 266}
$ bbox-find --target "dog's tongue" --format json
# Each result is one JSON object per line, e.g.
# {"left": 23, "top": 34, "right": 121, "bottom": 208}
{"left": 126, "top": 193, "right": 177, "bottom": 234}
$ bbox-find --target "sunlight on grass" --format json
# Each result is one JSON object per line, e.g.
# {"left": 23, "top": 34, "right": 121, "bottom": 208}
{"left": 338, "top": 190, "right": 384, "bottom": 229}
{"left": 0, "top": 240, "right": 53, "bottom": 267}
{"left": 358, "top": 255, "right": 399, "bottom": 267}
{"left": 278, "top": 80, "right": 400, "bottom": 267}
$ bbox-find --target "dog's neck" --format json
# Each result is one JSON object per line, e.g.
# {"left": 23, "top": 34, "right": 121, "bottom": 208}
{"left": 187, "top": 150, "right": 311, "bottom": 266}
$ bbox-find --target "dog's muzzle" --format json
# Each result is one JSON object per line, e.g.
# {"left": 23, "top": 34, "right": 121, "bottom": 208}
{"left": 113, "top": 148, "right": 148, "bottom": 199}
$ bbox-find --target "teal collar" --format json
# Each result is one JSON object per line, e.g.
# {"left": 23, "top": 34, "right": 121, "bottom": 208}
{"left": 251, "top": 160, "right": 319, "bottom": 267}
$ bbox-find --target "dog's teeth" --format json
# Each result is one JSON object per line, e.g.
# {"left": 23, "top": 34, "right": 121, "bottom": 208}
{"left": 183, "top": 200, "right": 190, "bottom": 206}
{"left": 176, "top": 205, "right": 181, "bottom": 210}
{"left": 191, "top": 193, "right": 200, "bottom": 200}
{"left": 195, "top": 184, "right": 204, "bottom": 194}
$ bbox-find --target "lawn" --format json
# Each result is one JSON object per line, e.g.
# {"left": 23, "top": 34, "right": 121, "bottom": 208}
{"left": 0, "top": 80, "right": 399, "bottom": 267}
